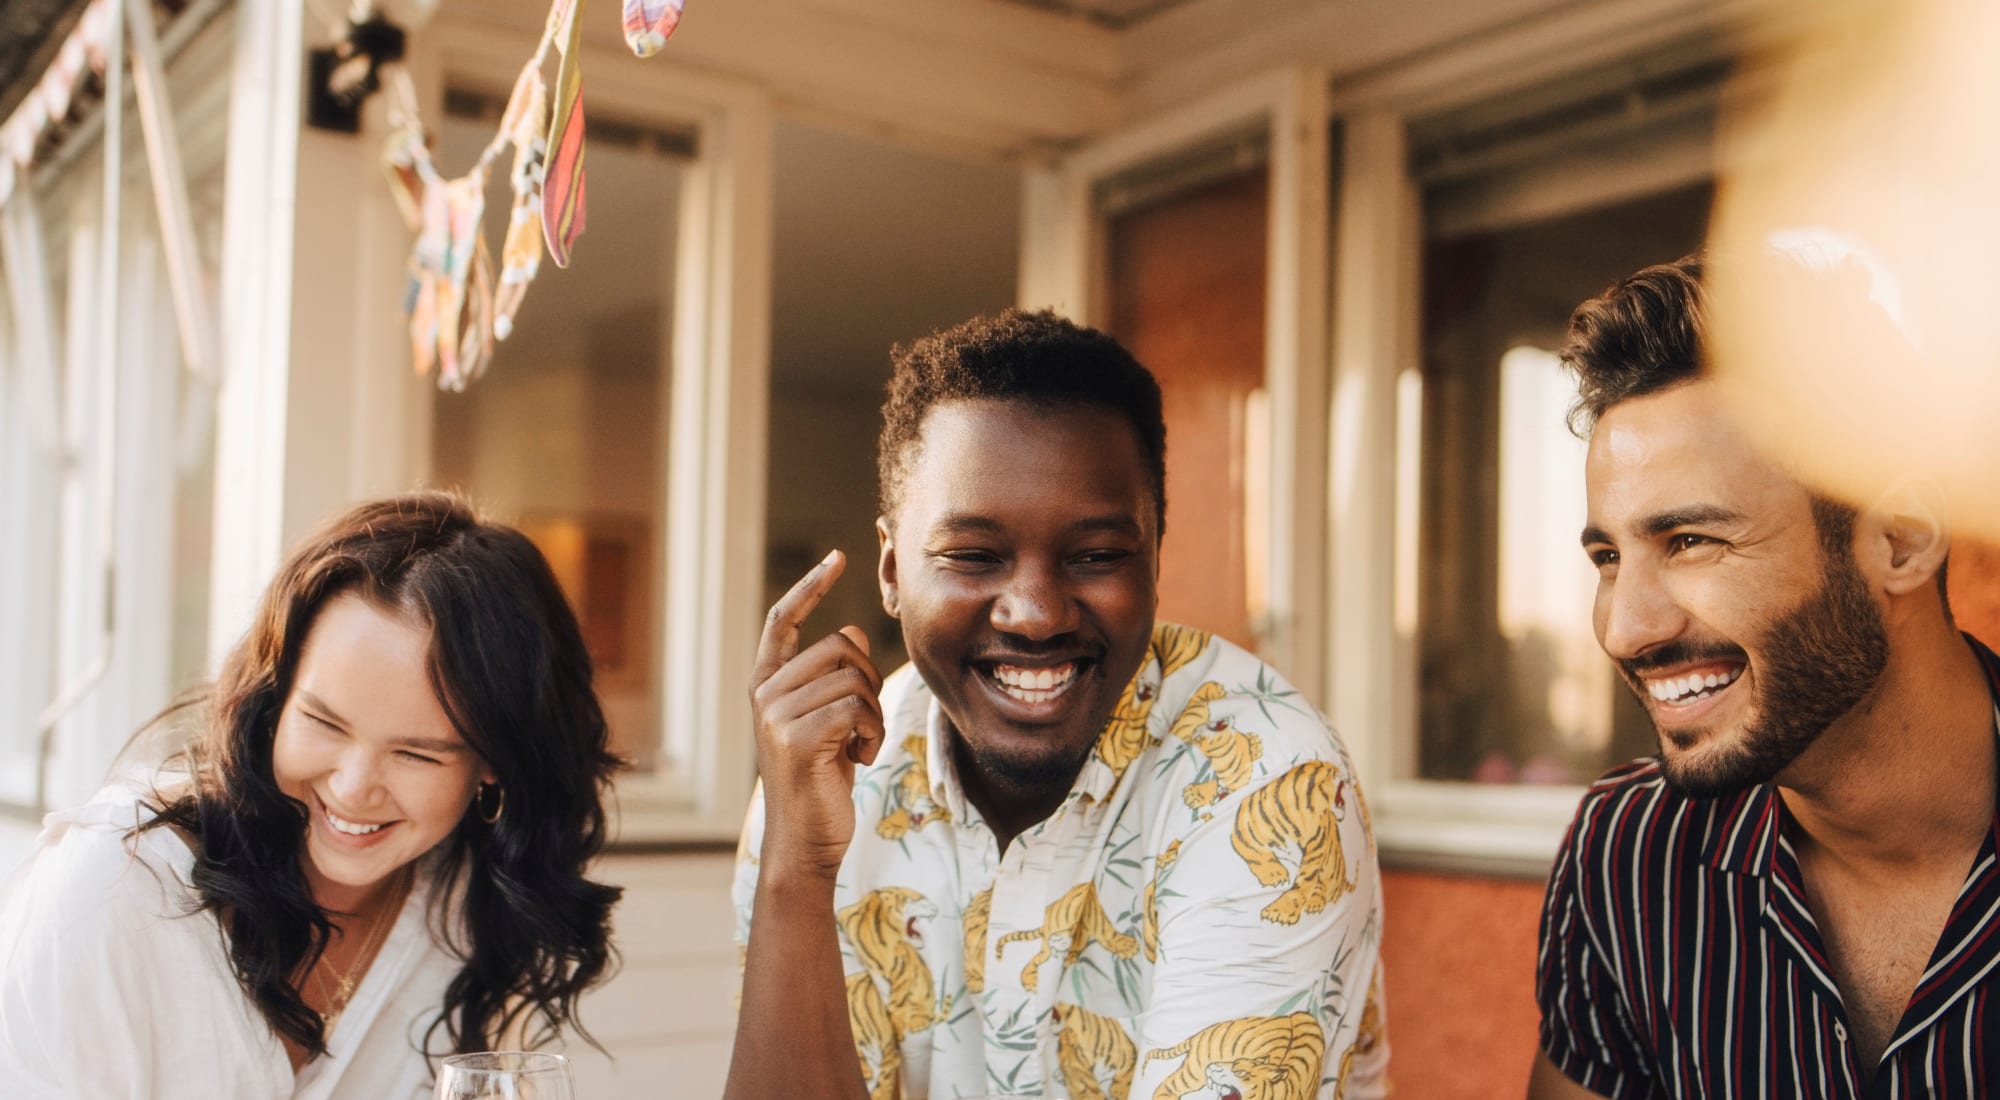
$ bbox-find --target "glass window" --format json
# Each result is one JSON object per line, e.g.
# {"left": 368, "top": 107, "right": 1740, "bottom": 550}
{"left": 428, "top": 99, "right": 692, "bottom": 773}
{"left": 762, "top": 120, "right": 1019, "bottom": 677}
{"left": 0, "top": 10, "right": 231, "bottom": 806}
{"left": 1411, "top": 182, "right": 1711, "bottom": 785}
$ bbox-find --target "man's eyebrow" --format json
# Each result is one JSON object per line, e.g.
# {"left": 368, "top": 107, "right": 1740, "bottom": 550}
{"left": 929, "top": 513, "right": 1004, "bottom": 538}
{"left": 928, "top": 513, "right": 1144, "bottom": 539}
{"left": 1639, "top": 505, "right": 1744, "bottom": 537}
{"left": 1070, "top": 515, "right": 1144, "bottom": 538}
{"left": 1580, "top": 506, "right": 1745, "bottom": 547}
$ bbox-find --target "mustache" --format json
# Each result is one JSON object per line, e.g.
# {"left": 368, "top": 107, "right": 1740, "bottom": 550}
{"left": 967, "top": 635, "right": 1103, "bottom": 663}
{"left": 1619, "top": 640, "right": 1748, "bottom": 678}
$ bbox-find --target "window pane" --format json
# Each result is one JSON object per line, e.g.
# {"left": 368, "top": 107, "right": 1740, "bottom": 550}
{"left": 1415, "top": 183, "right": 1711, "bottom": 785}
{"left": 428, "top": 105, "right": 685, "bottom": 772}
{"left": 762, "top": 120, "right": 1018, "bottom": 677}
{"left": 0, "top": 10, "right": 232, "bottom": 799}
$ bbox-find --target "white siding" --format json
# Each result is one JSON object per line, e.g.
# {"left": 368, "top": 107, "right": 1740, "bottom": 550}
{"left": 569, "top": 853, "right": 740, "bottom": 1096}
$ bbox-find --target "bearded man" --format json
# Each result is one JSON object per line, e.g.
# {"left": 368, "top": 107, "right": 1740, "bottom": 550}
{"left": 1529, "top": 252, "right": 2000, "bottom": 1099}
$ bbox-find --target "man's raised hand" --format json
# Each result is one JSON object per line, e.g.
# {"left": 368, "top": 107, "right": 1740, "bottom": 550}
{"left": 750, "top": 550, "right": 886, "bottom": 879}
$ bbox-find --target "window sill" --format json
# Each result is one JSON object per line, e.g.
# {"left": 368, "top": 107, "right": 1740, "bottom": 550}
{"left": 605, "top": 769, "right": 748, "bottom": 850}
{"left": 1374, "top": 779, "right": 1584, "bottom": 880}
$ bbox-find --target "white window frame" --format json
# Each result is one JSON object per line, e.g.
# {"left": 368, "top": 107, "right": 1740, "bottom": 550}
{"left": 417, "top": 16, "right": 774, "bottom": 844}
{"left": 0, "top": 0, "right": 233, "bottom": 818}
{"left": 1321, "top": 2, "right": 1767, "bottom": 876}
{"left": 1019, "top": 67, "right": 1333, "bottom": 704}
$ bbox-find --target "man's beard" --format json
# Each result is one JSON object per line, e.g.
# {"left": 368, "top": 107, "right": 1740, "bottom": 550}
{"left": 949, "top": 726, "right": 1098, "bottom": 802}
{"left": 1630, "top": 550, "right": 1890, "bottom": 798}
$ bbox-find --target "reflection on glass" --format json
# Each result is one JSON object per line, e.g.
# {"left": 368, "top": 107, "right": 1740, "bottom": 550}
{"left": 1494, "top": 346, "right": 1614, "bottom": 766}
{"left": 1415, "top": 183, "right": 1711, "bottom": 785}
{"left": 436, "top": 1051, "right": 575, "bottom": 1100}
{"left": 428, "top": 104, "right": 685, "bottom": 771}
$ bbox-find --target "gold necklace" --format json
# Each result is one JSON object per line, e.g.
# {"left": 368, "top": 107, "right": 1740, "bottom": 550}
{"left": 309, "top": 868, "right": 414, "bottom": 1031}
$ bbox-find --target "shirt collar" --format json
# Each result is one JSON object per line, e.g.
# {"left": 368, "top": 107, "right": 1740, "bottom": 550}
{"left": 922, "top": 696, "right": 971, "bottom": 825}
{"left": 1700, "top": 632, "right": 2000, "bottom": 876}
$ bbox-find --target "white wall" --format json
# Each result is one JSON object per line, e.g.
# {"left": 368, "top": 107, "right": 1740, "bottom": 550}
{"left": 569, "top": 853, "right": 740, "bottom": 1098}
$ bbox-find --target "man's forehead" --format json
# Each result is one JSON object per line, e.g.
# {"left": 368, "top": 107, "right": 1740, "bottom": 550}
{"left": 899, "top": 399, "right": 1151, "bottom": 521}
{"left": 1585, "top": 382, "right": 1806, "bottom": 530}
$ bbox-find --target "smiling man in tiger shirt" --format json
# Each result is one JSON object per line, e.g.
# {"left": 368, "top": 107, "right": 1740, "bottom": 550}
{"left": 724, "top": 309, "right": 1385, "bottom": 1100}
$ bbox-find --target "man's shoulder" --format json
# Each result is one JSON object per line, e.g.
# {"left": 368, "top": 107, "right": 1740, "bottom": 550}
{"left": 1128, "top": 624, "right": 1363, "bottom": 827}
{"left": 1151, "top": 625, "right": 1347, "bottom": 760}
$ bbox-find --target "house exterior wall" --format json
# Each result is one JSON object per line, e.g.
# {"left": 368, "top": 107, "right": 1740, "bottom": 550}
{"left": 14, "top": 1, "right": 1924, "bottom": 1096}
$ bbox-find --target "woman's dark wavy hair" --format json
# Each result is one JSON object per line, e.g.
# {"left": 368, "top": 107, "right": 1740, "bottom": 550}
{"left": 136, "top": 491, "right": 622, "bottom": 1062}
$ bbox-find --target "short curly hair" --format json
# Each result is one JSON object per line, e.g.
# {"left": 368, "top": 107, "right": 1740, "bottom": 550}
{"left": 877, "top": 309, "right": 1167, "bottom": 536}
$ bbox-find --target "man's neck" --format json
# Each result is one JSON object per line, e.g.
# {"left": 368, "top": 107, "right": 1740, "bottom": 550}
{"left": 1780, "top": 630, "right": 1995, "bottom": 871}
{"left": 948, "top": 734, "right": 1083, "bottom": 856}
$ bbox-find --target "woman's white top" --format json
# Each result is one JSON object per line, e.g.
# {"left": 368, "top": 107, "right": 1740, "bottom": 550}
{"left": 0, "top": 784, "right": 463, "bottom": 1099}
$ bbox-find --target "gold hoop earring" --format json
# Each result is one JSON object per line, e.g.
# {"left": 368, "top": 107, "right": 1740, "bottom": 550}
{"left": 476, "top": 783, "right": 505, "bottom": 825}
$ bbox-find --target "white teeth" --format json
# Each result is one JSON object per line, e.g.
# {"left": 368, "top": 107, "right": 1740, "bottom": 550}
{"left": 1648, "top": 667, "right": 1742, "bottom": 704}
{"left": 326, "top": 809, "right": 386, "bottom": 836}
{"left": 992, "top": 662, "right": 1078, "bottom": 704}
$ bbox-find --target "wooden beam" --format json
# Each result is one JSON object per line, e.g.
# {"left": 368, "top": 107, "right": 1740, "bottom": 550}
{"left": 432, "top": 0, "right": 1120, "bottom": 159}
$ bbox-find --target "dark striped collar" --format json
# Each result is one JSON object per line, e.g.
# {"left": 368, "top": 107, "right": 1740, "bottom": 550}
{"left": 1698, "top": 632, "right": 2000, "bottom": 877}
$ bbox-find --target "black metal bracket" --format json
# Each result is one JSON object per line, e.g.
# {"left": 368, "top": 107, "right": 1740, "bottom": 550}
{"left": 305, "top": 15, "right": 407, "bottom": 133}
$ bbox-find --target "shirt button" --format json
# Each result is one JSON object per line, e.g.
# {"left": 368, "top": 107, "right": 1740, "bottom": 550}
{"left": 1834, "top": 1021, "right": 1849, "bottom": 1043}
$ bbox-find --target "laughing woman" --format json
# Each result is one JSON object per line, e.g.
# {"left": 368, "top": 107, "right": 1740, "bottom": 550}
{"left": 0, "top": 492, "right": 622, "bottom": 1099}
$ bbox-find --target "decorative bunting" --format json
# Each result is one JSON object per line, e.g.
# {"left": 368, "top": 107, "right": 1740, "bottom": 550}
{"left": 622, "top": 0, "right": 685, "bottom": 58}
{"left": 493, "top": 60, "right": 549, "bottom": 340}
{"left": 381, "top": 0, "right": 688, "bottom": 388}
{"left": 542, "top": 0, "right": 588, "bottom": 268}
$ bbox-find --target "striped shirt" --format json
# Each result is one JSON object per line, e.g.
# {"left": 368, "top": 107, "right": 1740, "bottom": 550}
{"left": 1537, "top": 635, "right": 2000, "bottom": 1099}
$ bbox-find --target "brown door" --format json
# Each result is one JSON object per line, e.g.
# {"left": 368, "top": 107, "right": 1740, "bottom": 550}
{"left": 1103, "top": 167, "right": 1270, "bottom": 650}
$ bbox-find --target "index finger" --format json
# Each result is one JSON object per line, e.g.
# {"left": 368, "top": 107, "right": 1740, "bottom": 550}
{"left": 753, "top": 550, "right": 845, "bottom": 684}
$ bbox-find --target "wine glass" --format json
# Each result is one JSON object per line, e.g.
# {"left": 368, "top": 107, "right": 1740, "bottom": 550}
{"left": 435, "top": 1051, "right": 576, "bottom": 1100}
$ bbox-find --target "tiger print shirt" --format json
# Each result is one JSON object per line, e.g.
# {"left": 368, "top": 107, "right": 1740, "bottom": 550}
{"left": 733, "top": 622, "right": 1388, "bottom": 1100}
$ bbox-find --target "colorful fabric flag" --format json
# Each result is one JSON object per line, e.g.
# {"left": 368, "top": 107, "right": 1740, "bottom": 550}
{"left": 622, "top": 0, "right": 684, "bottom": 57}
{"left": 435, "top": 170, "right": 495, "bottom": 389}
{"left": 382, "top": 87, "right": 495, "bottom": 391}
{"left": 494, "top": 59, "right": 548, "bottom": 340}
{"left": 542, "top": 0, "right": 588, "bottom": 268}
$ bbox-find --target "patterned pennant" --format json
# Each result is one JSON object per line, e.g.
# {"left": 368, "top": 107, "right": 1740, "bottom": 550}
{"left": 434, "top": 169, "right": 492, "bottom": 389}
{"left": 494, "top": 60, "right": 549, "bottom": 339}
{"left": 382, "top": 122, "right": 447, "bottom": 378}
{"left": 542, "top": 0, "right": 588, "bottom": 268}
{"left": 455, "top": 231, "right": 497, "bottom": 388}
{"left": 622, "top": 0, "right": 685, "bottom": 57}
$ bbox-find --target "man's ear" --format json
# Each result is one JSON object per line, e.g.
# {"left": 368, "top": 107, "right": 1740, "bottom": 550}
{"left": 876, "top": 516, "right": 900, "bottom": 619}
{"left": 1859, "top": 477, "right": 1951, "bottom": 597}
